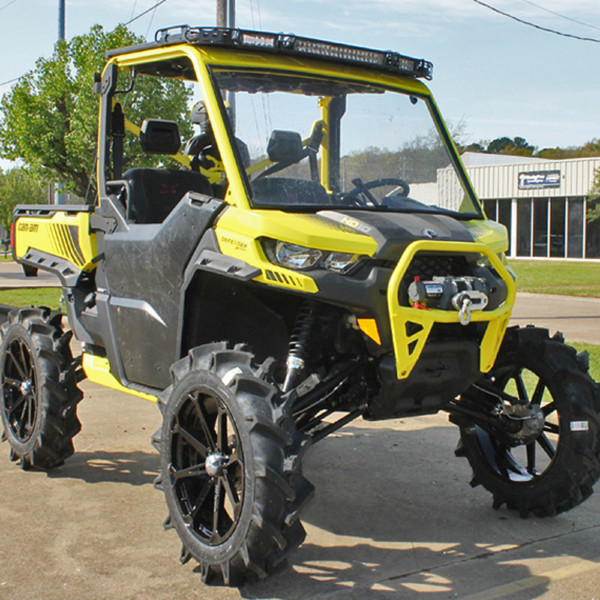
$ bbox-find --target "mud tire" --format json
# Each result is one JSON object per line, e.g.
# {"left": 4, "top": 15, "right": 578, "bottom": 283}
{"left": 457, "top": 326, "right": 600, "bottom": 517}
{"left": 0, "top": 307, "right": 83, "bottom": 469}
{"left": 156, "top": 343, "right": 313, "bottom": 586}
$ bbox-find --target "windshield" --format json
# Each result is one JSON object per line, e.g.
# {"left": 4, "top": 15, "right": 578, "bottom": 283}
{"left": 213, "top": 70, "right": 482, "bottom": 218}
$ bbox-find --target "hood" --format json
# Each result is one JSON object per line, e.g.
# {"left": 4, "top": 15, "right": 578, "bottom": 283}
{"left": 317, "top": 210, "right": 475, "bottom": 260}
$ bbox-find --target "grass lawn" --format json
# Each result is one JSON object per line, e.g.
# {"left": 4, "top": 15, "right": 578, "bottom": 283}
{"left": 0, "top": 287, "right": 62, "bottom": 310}
{"left": 510, "top": 259, "right": 600, "bottom": 297}
{"left": 571, "top": 342, "right": 600, "bottom": 381}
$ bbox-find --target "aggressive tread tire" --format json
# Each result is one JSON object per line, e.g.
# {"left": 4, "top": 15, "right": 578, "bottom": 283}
{"left": 0, "top": 307, "right": 83, "bottom": 469}
{"left": 156, "top": 342, "right": 313, "bottom": 586}
{"left": 456, "top": 326, "right": 600, "bottom": 517}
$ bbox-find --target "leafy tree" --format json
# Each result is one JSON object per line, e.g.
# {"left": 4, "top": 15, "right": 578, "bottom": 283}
{"left": 464, "top": 136, "right": 600, "bottom": 160}
{"left": 462, "top": 142, "right": 485, "bottom": 153}
{"left": 0, "top": 25, "right": 192, "bottom": 199}
{"left": 536, "top": 146, "right": 581, "bottom": 160}
{"left": 486, "top": 136, "right": 534, "bottom": 156}
{"left": 0, "top": 168, "right": 46, "bottom": 233}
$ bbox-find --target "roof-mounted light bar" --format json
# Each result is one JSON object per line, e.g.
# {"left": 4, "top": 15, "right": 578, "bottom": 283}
{"left": 153, "top": 26, "right": 433, "bottom": 80}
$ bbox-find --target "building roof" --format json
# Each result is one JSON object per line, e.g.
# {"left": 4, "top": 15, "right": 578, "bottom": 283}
{"left": 460, "top": 152, "right": 549, "bottom": 167}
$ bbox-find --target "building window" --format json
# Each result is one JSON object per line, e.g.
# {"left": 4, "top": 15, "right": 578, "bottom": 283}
{"left": 533, "top": 198, "right": 548, "bottom": 257}
{"left": 517, "top": 199, "right": 532, "bottom": 257}
{"left": 550, "top": 198, "right": 566, "bottom": 258}
{"left": 568, "top": 198, "right": 584, "bottom": 258}
{"left": 483, "top": 199, "right": 496, "bottom": 220}
{"left": 586, "top": 197, "right": 600, "bottom": 258}
{"left": 497, "top": 199, "right": 512, "bottom": 256}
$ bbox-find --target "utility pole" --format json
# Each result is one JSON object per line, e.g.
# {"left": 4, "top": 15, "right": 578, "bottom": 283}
{"left": 216, "top": 0, "right": 235, "bottom": 27}
{"left": 216, "top": 0, "right": 226, "bottom": 27}
{"left": 216, "top": 0, "right": 236, "bottom": 128}
{"left": 228, "top": 0, "right": 235, "bottom": 28}
{"left": 58, "top": 0, "right": 65, "bottom": 41}
{"left": 55, "top": 0, "right": 66, "bottom": 203}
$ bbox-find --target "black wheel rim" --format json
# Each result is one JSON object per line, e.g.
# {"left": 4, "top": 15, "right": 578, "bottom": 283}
{"left": 169, "top": 390, "right": 244, "bottom": 545}
{"left": 2, "top": 337, "right": 37, "bottom": 443}
{"left": 477, "top": 365, "right": 559, "bottom": 482}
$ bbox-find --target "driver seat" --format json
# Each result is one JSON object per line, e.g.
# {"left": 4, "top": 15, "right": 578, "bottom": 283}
{"left": 123, "top": 168, "right": 213, "bottom": 224}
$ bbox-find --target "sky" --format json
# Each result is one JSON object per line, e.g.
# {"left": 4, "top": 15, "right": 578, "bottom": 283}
{"left": 0, "top": 0, "right": 599, "bottom": 170}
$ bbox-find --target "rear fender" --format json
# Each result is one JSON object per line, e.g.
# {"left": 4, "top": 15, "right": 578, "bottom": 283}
{"left": 13, "top": 205, "right": 97, "bottom": 286}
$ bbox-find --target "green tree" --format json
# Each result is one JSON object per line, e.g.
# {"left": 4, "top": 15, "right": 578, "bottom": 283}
{"left": 0, "top": 168, "right": 46, "bottom": 232}
{"left": 487, "top": 136, "right": 534, "bottom": 156}
{"left": 0, "top": 24, "right": 192, "bottom": 199}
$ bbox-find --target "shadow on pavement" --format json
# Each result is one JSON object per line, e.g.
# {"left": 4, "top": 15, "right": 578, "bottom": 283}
{"left": 48, "top": 450, "right": 159, "bottom": 486}
{"left": 244, "top": 542, "right": 550, "bottom": 599}
{"left": 2, "top": 412, "right": 596, "bottom": 599}
{"left": 239, "top": 420, "right": 595, "bottom": 599}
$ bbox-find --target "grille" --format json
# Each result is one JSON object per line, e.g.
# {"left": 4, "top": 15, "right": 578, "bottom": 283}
{"left": 403, "top": 253, "right": 470, "bottom": 282}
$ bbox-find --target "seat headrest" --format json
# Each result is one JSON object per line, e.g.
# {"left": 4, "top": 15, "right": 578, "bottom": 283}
{"left": 139, "top": 119, "right": 181, "bottom": 155}
{"left": 267, "top": 130, "right": 303, "bottom": 163}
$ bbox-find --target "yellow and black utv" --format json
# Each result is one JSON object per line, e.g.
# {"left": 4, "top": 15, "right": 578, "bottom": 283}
{"left": 4, "top": 26, "right": 599, "bottom": 585}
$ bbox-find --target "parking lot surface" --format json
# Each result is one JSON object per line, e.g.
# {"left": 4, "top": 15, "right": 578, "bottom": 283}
{"left": 1, "top": 379, "right": 600, "bottom": 600}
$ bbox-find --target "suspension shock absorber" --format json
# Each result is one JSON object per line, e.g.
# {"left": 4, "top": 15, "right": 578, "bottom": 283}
{"left": 282, "top": 302, "right": 317, "bottom": 393}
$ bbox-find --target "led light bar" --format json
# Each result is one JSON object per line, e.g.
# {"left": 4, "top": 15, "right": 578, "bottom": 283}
{"left": 153, "top": 26, "right": 433, "bottom": 80}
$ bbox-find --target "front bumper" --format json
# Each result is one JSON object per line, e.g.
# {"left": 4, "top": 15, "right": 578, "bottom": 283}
{"left": 387, "top": 240, "right": 516, "bottom": 379}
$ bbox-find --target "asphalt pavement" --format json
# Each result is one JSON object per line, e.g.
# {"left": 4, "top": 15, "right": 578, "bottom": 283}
{"left": 0, "top": 260, "right": 60, "bottom": 287}
{"left": 1, "top": 385, "right": 599, "bottom": 600}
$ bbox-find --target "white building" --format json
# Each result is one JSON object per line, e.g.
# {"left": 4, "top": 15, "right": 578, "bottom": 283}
{"left": 462, "top": 153, "right": 600, "bottom": 259}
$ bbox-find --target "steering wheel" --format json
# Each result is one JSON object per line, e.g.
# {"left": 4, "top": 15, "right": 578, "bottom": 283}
{"left": 341, "top": 177, "right": 411, "bottom": 206}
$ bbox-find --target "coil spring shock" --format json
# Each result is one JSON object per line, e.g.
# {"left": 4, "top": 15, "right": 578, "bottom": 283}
{"left": 282, "top": 302, "right": 317, "bottom": 393}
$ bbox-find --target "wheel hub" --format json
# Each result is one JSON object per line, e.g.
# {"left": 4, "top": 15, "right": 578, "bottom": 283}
{"left": 205, "top": 453, "right": 229, "bottom": 477}
{"left": 19, "top": 379, "right": 33, "bottom": 396}
{"left": 503, "top": 404, "right": 545, "bottom": 445}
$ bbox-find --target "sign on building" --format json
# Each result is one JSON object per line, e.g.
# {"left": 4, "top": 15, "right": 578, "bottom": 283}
{"left": 518, "top": 170, "right": 561, "bottom": 190}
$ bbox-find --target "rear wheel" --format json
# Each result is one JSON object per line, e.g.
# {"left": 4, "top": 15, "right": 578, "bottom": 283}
{"left": 0, "top": 307, "right": 83, "bottom": 469}
{"left": 156, "top": 343, "right": 313, "bottom": 585}
{"left": 456, "top": 327, "right": 600, "bottom": 517}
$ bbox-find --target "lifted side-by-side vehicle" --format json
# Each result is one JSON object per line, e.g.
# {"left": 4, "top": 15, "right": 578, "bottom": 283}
{"left": 3, "top": 26, "right": 600, "bottom": 585}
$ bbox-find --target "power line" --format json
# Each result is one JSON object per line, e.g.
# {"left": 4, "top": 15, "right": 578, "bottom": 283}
{"left": 472, "top": 0, "right": 600, "bottom": 43}
{"left": 124, "top": 0, "right": 168, "bottom": 26}
{"left": 1, "top": 1, "right": 168, "bottom": 90}
{"left": 0, "top": 75, "right": 21, "bottom": 88}
{"left": 145, "top": 6, "right": 158, "bottom": 38}
{"left": 516, "top": 0, "right": 600, "bottom": 32}
{"left": 0, "top": 0, "right": 18, "bottom": 12}
{"left": 129, "top": 0, "right": 138, "bottom": 21}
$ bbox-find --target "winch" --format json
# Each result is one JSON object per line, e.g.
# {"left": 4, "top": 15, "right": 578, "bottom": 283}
{"left": 407, "top": 276, "right": 489, "bottom": 325}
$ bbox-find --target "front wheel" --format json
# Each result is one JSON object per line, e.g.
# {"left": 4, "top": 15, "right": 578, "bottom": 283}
{"left": 0, "top": 307, "right": 83, "bottom": 469}
{"left": 455, "top": 326, "right": 600, "bottom": 517}
{"left": 155, "top": 343, "right": 313, "bottom": 586}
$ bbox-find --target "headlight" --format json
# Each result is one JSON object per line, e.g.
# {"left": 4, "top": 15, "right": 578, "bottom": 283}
{"left": 322, "top": 251, "right": 360, "bottom": 273}
{"left": 263, "top": 239, "right": 364, "bottom": 274}
{"left": 275, "top": 241, "right": 323, "bottom": 270}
